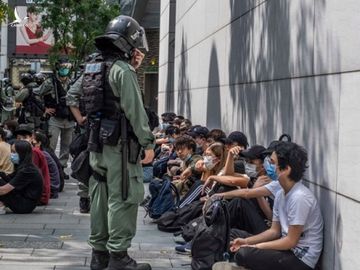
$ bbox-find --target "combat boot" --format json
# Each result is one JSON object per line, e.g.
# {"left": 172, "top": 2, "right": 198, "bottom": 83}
{"left": 108, "top": 251, "right": 151, "bottom": 270}
{"left": 90, "top": 249, "right": 110, "bottom": 270}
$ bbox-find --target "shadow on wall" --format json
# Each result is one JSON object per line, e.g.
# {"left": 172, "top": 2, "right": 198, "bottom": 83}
{"left": 177, "top": 29, "right": 192, "bottom": 119}
{"left": 227, "top": 0, "right": 340, "bottom": 269}
{"left": 206, "top": 43, "right": 221, "bottom": 129}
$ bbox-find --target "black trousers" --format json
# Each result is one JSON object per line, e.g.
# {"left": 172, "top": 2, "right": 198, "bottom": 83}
{"left": 0, "top": 178, "right": 37, "bottom": 214}
{"left": 228, "top": 198, "right": 268, "bottom": 235}
{"left": 230, "top": 229, "right": 313, "bottom": 270}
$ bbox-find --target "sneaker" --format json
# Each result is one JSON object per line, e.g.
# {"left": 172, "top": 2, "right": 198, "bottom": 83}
{"left": 173, "top": 235, "right": 186, "bottom": 245}
{"left": 90, "top": 249, "right": 109, "bottom": 270}
{"left": 212, "top": 261, "right": 249, "bottom": 270}
{"left": 175, "top": 242, "right": 191, "bottom": 255}
{"left": 0, "top": 206, "right": 6, "bottom": 215}
{"left": 79, "top": 197, "right": 90, "bottom": 213}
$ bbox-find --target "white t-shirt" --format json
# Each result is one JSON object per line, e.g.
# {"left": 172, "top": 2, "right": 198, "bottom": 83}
{"left": 273, "top": 182, "right": 323, "bottom": 268}
{"left": 264, "top": 180, "right": 282, "bottom": 199}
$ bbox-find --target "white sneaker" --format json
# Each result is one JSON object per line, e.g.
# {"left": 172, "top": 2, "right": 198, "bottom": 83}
{"left": 212, "top": 261, "right": 249, "bottom": 270}
{"left": 0, "top": 206, "right": 6, "bottom": 214}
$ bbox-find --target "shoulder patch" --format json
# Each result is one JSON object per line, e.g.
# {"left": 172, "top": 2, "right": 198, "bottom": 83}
{"left": 84, "top": 63, "right": 103, "bottom": 74}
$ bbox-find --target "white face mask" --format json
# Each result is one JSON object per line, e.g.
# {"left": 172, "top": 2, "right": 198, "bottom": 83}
{"left": 203, "top": 155, "right": 217, "bottom": 170}
{"left": 245, "top": 162, "right": 258, "bottom": 178}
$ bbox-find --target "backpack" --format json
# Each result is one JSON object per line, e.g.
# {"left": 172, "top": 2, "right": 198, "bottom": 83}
{"left": 71, "top": 150, "right": 92, "bottom": 187}
{"left": 156, "top": 200, "right": 204, "bottom": 233}
{"left": 146, "top": 176, "right": 180, "bottom": 219}
{"left": 191, "top": 198, "right": 230, "bottom": 270}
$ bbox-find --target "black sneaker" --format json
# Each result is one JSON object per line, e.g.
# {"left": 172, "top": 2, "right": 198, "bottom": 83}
{"left": 90, "top": 249, "right": 109, "bottom": 270}
{"left": 79, "top": 197, "right": 90, "bottom": 213}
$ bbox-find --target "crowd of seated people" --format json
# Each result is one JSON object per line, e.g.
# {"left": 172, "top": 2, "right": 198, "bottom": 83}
{"left": 144, "top": 112, "right": 324, "bottom": 270}
{"left": 0, "top": 122, "right": 64, "bottom": 214}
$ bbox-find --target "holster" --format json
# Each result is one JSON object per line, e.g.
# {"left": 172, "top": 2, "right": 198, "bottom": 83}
{"left": 128, "top": 136, "right": 141, "bottom": 164}
{"left": 88, "top": 117, "right": 102, "bottom": 153}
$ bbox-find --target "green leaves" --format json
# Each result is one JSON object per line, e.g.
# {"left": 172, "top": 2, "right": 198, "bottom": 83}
{"left": 34, "top": 0, "right": 120, "bottom": 69}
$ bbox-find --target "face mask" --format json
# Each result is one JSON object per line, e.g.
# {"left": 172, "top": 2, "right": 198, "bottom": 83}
{"left": 160, "top": 122, "right": 170, "bottom": 130}
{"left": 203, "top": 155, "right": 217, "bottom": 170}
{"left": 10, "top": 152, "right": 20, "bottom": 164}
{"left": 58, "top": 67, "right": 70, "bottom": 77}
{"left": 245, "top": 162, "right": 258, "bottom": 178}
{"left": 264, "top": 156, "right": 278, "bottom": 181}
{"left": 4, "top": 129, "right": 12, "bottom": 139}
{"left": 168, "top": 137, "right": 175, "bottom": 144}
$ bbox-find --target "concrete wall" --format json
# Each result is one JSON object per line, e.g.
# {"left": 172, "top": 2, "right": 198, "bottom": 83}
{"left": 158, "top": 0, "right": 360, "bottom": 269}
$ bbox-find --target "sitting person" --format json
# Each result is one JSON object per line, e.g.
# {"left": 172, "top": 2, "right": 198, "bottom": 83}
{"left": 214, "top": 142, "right": 323, "bottom": 270}
{"left": 171, "top": 135, "right": 202, "bottom": 195}
{"left": 0, "top": 140, "right": 43, "bottom": 214}
{"left": 0, "top": 127, "right": 14, "bottom": 175}
{"left": 14, "top": 124, "right": 51, "bottom": 205}
{"left": 32, "top": 131, "right": 60, "bottom": 198}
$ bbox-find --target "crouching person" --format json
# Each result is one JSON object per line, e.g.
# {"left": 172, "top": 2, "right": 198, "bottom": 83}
{"left": 214, "top": 142, "right": 323, "bottom": 270}
{"left": 0, "top": 141, "right": 43, "bottom": 214}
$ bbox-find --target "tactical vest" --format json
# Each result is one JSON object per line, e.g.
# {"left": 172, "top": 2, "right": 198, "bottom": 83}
{"left": 81, "top": 56, "right": 120, "bottom": 119}
{"left": 43, "top": 77, "right": 72, "bottom": 119}
{"left": 23, "top": 85, "right": 44, "bottom": 116}
{"left": 1, "top": 86, "right": 15, "bottom": 110}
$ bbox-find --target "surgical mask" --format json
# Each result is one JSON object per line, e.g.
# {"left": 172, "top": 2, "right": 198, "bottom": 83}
{"left": 184, "top": 153, "right": 192, "bottom": 163}
{"left": 203, "top": 155, "right": 217, "bottom": 170}
{"left": 160, "top": 122, "right": 170, "bottom": 130}
{"left": 264, "top": 156, "right": 278, "bottom": 181}
{"left": 58, "top": 67, "right": 70, "bottom": 77}
{"left": 10, "top": 153, "right": 20, "bottom": 164}
{"left": 4, "top": 129, "right": 12, "bottom": 139}
{"left": 245, "top": 163, "right": 258, "bottom": 178}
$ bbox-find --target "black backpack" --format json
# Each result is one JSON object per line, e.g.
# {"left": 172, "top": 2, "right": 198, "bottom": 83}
{"left": 145, "top": 176, "right": 180, "bottom": 219}
{"left": 191, "top": 198, "right": 230, "bottom": 270}
{"left": 156, "top": 200, "right": 204, "bottom": 233}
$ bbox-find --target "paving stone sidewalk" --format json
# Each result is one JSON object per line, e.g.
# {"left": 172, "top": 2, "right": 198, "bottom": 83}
{"left": 0, "top": 177, "right": 191, "bottom": 270}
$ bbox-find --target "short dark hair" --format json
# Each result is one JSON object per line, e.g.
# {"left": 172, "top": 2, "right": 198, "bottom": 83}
{"left": 0, "top": 127, "right": 6, "bottom": 140}
{"left": 174, "top": 135, "right": 196, "bottom": 153}
{"left": 275, "top": 142, "right": 308, "bottom": 182}
{"left": 33, "top": 131, "right": 50, "bottom": 150}
{"left": 27, "top": 5, "right": 37, "bottom": 14}
{"left": 165, "top": 125, "right": 180, "bottom": 137}
{"left": 207, "top": 129, "right": 226, "bottom": 143}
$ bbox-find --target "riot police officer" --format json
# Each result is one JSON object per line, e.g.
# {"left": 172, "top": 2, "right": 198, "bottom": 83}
{"left": 15, "top": 72, "right": 44, "bottom": 129}
{"left": 38, "top": 58, "right": 74, "bottom": 172}
{"left": 81, "top": 16, "right": 155, "bottom": 270}
{"left": 0, "top": 78, "right": 16, "bottom": 123}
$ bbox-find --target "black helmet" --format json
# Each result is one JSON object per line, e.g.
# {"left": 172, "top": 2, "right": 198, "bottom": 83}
{"left": 20, "top": 73, "right": 34, "bottom": 86}
{"left": 34, "top": 73, "right": 47, "bottom": 86}
{"left": 95, "top": 15, "right": 148, "bottom": 58}
{"left": 1, "top": 78, "right": 11, "bottom": 88}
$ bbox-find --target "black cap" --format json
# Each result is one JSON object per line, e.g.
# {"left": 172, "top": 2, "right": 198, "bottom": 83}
{"left": 225, "top": 131, "right": 249, "bottom": 147}
{"left": 14, "top": 124, "right": 33, "bottom": 136}
{"left": 240, "top": 145, "right": 266, "bottom": 160}
{"left": 262, "top": 141, "right": 283, "bottom": 156}
{"left": 187, "top": 126, "right": 209, "bottom": 138}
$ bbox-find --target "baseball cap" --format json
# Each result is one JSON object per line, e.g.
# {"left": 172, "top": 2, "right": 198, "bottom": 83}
{"left": 187, "top": 126, "right": 209, "bottom": 138}
{"left": 225, "top": 131, "right": 249, "bottom": 147}
{"left": 240, "top": 145, "right": 266, "bottom": 160}
{"left": 13, "top": 124, "right": 33, "bottom": 136}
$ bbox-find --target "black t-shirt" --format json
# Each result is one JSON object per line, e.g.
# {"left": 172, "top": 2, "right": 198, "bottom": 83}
{"left": 9, "top": 164, "right": 43, "bottom": 202}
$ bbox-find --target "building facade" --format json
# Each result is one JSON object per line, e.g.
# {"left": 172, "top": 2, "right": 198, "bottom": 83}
{"left": 159, "top": 1, "right": 360, "bottom": 269}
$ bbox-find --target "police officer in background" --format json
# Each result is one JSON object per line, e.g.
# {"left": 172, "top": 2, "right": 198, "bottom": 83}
{"left": 39, "top": 58, "right": 74, "bottom": 175}
{"left": 0, "top": 78, "right": 16, "bottom": 123}
{"left": 15, "top": 72, "right": 44, "bottom": 129}
{"left": 81, "top": 16, "right": 154, "bottom": 270}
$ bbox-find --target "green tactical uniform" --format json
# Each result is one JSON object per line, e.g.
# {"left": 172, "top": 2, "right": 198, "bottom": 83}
{"left": 1, "top": 85, "right": 16, "bottom": 123}
{"left": 88, "top": 60, "right": 154, "bottom": 252}
{"left": 39, "top": 77, "right": 74, "bottom": 167}
{"left": 66, "top": 75, "right": 89, "bottom": 199}
{"left": 15, "top": 82, "right": 43, "bottom": 129}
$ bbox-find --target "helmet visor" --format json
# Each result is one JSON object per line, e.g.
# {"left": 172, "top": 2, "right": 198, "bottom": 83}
{"left": 139, "top": 27, "right": 149, "bottom": 52}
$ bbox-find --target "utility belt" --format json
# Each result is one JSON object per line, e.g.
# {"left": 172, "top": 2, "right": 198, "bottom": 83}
{"left": 87, "top": 115, "right": 141, "bottom": 164}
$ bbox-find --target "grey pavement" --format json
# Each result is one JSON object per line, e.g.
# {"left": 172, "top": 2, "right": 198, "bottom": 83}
{"left": 0, "top": 177, "right": 191, "bottom": 270}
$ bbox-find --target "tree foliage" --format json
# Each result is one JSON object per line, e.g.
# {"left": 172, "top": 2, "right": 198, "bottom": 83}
{"left": 34, "top": 0, "right": 119, "bottom": 69}
{"left": 0, "top": 0, "right": 13, "bottom": 24}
